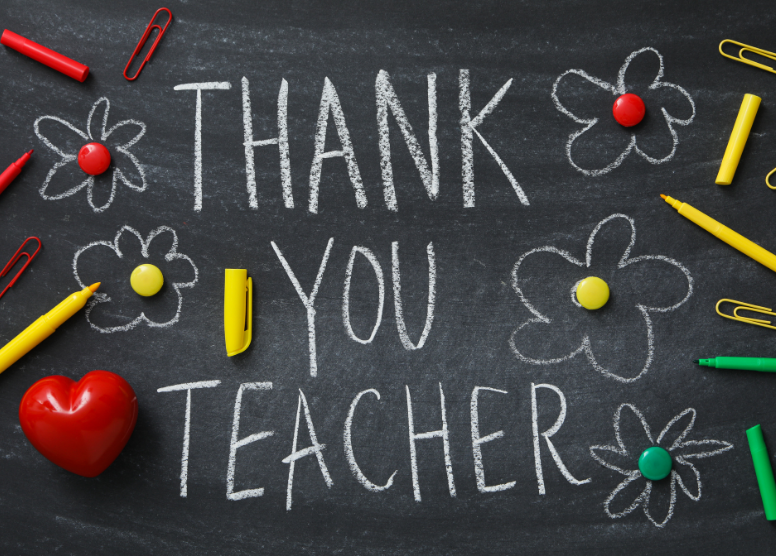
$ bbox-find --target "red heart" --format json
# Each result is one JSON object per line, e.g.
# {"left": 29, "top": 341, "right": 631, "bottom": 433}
{"left": 19, "top": 370, "right": 138, "bottom": 477}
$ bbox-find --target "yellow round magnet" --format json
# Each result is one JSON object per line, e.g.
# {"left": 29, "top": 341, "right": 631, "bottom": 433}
{"left": 576, "top": 277, "right": 609, "bottom": 310}
{"left": 131, "top": 264, "right": 164, "bottom": 296}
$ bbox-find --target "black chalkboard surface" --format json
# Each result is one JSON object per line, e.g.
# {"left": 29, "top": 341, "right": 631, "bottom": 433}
{"left": 1, "top": 0, "right": 776, "bottom": 553}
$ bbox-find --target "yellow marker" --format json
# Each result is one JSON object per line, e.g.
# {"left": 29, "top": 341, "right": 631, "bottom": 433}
{"left": 224, "top": 269, "right": 252, "bottom": 357}
{"left": 576, "top": 277, "right": 609, "bottom": 310}
{"left": 0, "top": 283, "right": 100, "bottom": 374}
{"left": 661, "top": 194, "right": 776, "bottom": 273}
{"left": 716, "top": 94, "right": 761, "bottom": 185}
{"left": 130, "top": 264, "right": 164, "bottom": 296}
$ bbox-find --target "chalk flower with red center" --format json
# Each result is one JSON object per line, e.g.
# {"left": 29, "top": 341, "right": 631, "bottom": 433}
{"left": 73, "top": 226, "right": 198, "bottom": 333}
{"left": 551, "top": 47, "right": 695, "bottom": 176}
{"left": 590, "top": 404, "right": 732, "bottom": 528}
{"left": 510, "top": 214, "right": 692, "bottom": 383}
{"left": 34, "top": 97, "right": 147, "bottom": 213}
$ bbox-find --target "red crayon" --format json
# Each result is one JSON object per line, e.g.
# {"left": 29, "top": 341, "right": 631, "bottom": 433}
{"left": 0, "top": 151, "right": 33, "bottom": 197}
{"left": 1, "top": 30, "right": 89, "bottom": 82}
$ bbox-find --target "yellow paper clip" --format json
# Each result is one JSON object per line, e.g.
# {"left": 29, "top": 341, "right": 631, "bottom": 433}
{"left": 716, "top": 298, "right": 776, "bottom": 331}
{"left": 224, "top": 269, "right": 252, "bottom": 356}
{"left": 766, "top": 167, "right": 776, "bottom": 190}
{"left": 719, "top": 40, "right": 776, "bottom": 75}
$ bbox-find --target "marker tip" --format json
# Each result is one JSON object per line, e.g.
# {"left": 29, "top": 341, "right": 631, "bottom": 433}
{"left": 27, "top": 149, "right": 33, "bottom": 156}
{"left": 88, "top": 282, "right": 101, "bottom": 293}
{"left": 693, "top": 359, "right": 699, "bottom": 364}
{"left": 660, "top": 194, "right": 667, "bottom": 200}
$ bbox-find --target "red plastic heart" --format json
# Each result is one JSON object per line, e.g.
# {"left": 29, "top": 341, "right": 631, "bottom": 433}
{"left": 19, "top": 370, "right": 138, "bottom": 477}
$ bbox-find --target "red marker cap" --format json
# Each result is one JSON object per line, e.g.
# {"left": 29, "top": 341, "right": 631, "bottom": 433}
{"left": 1, "top": 29, "right": 89, "bottom": 82}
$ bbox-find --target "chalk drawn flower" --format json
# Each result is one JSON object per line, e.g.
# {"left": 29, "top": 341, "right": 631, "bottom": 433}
{"left": 510, "top": 213, "right": 692, "bottom": 383}
{"left": 590, "top": 404, "right": 732, "bottom": 528}
{"left": 73, "top": 226, "right": 198, "bottom": 333}
{"left": 34, "top": 97, "right": 146, "bottom": 212}
{"left": 551, "top": 47, "right": 695, "bottom": 176}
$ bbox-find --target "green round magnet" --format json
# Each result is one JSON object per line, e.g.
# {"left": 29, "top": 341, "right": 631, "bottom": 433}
{"left": 638, "top": 446, "right": 672, "bottom": 481}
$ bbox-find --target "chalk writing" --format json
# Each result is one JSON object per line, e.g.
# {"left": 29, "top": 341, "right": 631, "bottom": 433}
{"left": 226, "top": 382, "right": 274, "bottom": 501}
{"left": 271, "top": 237, "right": 334, "bottom": 377}
{"left": 282, "top": 390, "right": 333, "bottom": 511}
{"left": 531, "top": 383, "right": 591, "bottom": 495}
{"left": 309, "top": 78, "right": 367, "bottom": 214}
{"left": 344, "top": 389, "right": 397, "bottom": 492}
{"left": 406, "top": 383, "right": 456, "bottom": 502}
{"left": 173, "top": 82, "right": 233, "bottom": 211}
{"left": 376, "top": 70, "right": 439, "bottom": 211}
{"left": 157, "top": 381, "right": 221, "bottom": 498}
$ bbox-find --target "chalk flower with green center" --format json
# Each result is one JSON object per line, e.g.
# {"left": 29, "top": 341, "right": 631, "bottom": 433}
{"left": 590, "top": 404, "right": 732, "bottom": 528}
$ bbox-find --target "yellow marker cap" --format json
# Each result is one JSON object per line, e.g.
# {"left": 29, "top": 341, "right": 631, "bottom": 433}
{"left": 130, "top": 264, "right": 164, "bottom": 296}
{"left": 576, "top": 277, "right": 609, "bottom": 310}
{"left": 224, "top": 269, "right": 252, "bottom": 357}
{"left": 716, "top": 93, "right": 761, "bottom": 186}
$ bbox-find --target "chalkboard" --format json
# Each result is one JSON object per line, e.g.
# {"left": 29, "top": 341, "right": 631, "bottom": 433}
{"left": 1, "top": 0, "right": 776, "bottom": 553}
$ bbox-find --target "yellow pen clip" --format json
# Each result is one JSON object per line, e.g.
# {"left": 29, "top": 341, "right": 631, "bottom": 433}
{"left": 719, "top": 40, "right": 776, "bottom": 75}
{"left": 716, "top": 298, "right": 776, "bottom": 331}
{"left": 224, "top": 269, "right": 253, "bottom": 356}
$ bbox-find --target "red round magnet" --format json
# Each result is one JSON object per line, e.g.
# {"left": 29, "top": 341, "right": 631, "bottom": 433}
{"left": 612, "top": 93, "right": 646, "bottom": 127}
{"left": 78, "top": 142, "right": 111, "bottom": 175}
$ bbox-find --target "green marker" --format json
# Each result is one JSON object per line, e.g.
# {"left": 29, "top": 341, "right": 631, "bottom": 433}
{"left": 747, "top": 425, "right": 776, "bottom": 520}
{"left": 695, "top": 357, "right": 776, "bottom": 372}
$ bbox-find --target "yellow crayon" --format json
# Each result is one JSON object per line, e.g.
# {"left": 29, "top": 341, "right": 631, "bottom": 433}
{"left": 716, "top": 94, "right": 761, "bottom": 186}
{"left": 0, "top": 283, "right": 100, "bottom": 374}
{"left": 661, "top": 195, "right": 776, "bottom": 273}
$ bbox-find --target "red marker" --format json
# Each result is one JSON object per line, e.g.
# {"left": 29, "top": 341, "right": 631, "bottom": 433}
{"left": 0, "top": 151, "right": 33, "bottom": 197}
{"left": 1, "top": 30, "right": 89, "bottom": 82}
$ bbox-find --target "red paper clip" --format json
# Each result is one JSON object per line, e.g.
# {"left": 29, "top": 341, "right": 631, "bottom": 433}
{"left": 123, "top": 8, "right": 172, "bottom": 81}
{"left": 0, "top": 237, "right": 41, "bottom": 300}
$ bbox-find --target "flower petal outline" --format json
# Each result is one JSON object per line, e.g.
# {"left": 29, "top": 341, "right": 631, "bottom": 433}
{"left": 656, "top": 407, "right": 696, "bottom": 448}
{"left": 674, "top": 439, "right": 734, "bottom": 460}
{"left": 34, "top": 115, "right": 89, "bottom": 158}
{"left": 604, "top": 472, "right": 648, "bottom": 519}
{"left": 642, "top": 473, "right": 677, "bottom": 528}
{"left": 39, "top": 158, "right": 92, "bottom": 201}
{"left": 72, "top": 226, "right": 199, "bottom": 333}
{"left": 510, "top": 214, "right": 693, "bottom": 383}
{"left": 87, "top": 97, "right": 110, "bottom": 142}
{"left": 673, "top": 458, "right": 702, "bottom": 501}
{"left": 552, "top": 47, "right": 695, "bottom": 176}
{"left": 590, "top": 403, "right": 653, "bottom": 475}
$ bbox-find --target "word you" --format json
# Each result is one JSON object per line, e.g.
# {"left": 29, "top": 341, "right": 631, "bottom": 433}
{"left": 174, "top": 71, "right": 527, "bottom": 212}
{"left": 273, "top": 238, "right": 435, "bottom": 377}
{"left": 157, "top": 381, "right": 589, "bottom": 509}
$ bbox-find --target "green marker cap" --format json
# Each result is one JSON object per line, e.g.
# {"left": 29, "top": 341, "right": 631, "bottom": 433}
{"left": 747, "top": 425, "right": 776, "bottom": 520}
{"left": 638, "top": 446, "right": 672, "bottom": 481}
